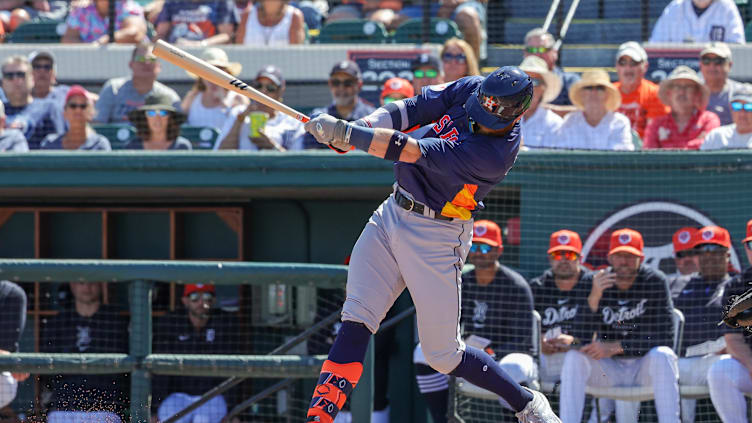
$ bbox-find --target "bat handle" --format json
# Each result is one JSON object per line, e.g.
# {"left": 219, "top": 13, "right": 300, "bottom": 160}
{"left": 300, "top": 115, "right": 310, "bottom": 123}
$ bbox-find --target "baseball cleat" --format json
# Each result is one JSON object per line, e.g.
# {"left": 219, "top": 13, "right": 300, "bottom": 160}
{"left": 515, "top": 388, "right": 562, "bottom": 423}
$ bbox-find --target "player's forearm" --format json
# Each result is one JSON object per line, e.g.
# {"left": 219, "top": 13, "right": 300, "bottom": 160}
{"left": 726, "top": 333, "right": 752, "bottom": 370}
{"left": 345, "top": 124, "right": 421, "bottom": 163}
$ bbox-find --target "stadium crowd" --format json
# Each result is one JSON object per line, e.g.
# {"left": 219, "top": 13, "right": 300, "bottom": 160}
{"left": 2, "top": 1, "right": 752, "bottom": 423}
{"left": 0, "top": 0, "right": 751, "bottom": 151}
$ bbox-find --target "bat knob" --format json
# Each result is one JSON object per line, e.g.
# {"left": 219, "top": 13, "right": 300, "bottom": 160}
{"left": 316, "top": 122, "right": 324, "bottom": 136}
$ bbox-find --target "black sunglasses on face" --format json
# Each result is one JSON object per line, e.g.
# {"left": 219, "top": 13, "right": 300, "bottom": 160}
{"left": 442, "top": 53, "right": 467, "bottom": 63}
{"left": 701, "top": 57, "right": 727, "bottom": 66}
{"left": 2, "top": 71, "right": 26, "bottom": 80}
{"left": 66, "top": 103, "right": 88, "bottom": 110}
{"left": 617, "top": 58, "right": 642, "bottom": 67}
{"left": 252, "top": 81, "right": 279, "bottom": 93}
{"left": 330, "top": 79, "right": 357, "bottom": 88}
{"left": 188, "top": 292, "right": 215, "bottom": 302}
{"left": 32, "top": 64, "right": 53, "bottom": 71}
{"left": 675, "top": 250, "right": 697, "bottom": 259}
{"left": 583, "top": 85, "right": 606, "bottom": 92}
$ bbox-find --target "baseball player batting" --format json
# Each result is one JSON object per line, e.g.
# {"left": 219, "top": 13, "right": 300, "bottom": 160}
{"left": 302, "top": 67, "right": 561, "bottom": 423}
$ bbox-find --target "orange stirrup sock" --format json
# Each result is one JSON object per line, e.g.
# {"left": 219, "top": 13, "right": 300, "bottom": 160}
{"left": 306, "top": 360, "right": 364, "bottom": 423}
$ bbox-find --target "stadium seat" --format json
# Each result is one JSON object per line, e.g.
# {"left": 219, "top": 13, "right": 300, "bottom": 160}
{"left": 180, "top": 126, "right": 220, "bottom": 150}
{"left": 504, "top": 19, "right": 544, "bottom": 44}
{"left": 317, "top": 19, "right": 389, "bottom": 44}
{"left": 393, "top": 18, "right": 461, "bottom": 45}
{"left": 91, "top": 123, "right": 136, "bottom": 150}
{"left": 6, "top": 19, "right": 65, "bottom": 43}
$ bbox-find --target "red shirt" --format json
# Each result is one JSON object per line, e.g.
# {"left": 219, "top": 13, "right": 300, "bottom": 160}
{"left": 643, "top": 110, "right": 720, "bottom": 150}
{"left": 614, "top": 79, "right": 670, "bottom": 138}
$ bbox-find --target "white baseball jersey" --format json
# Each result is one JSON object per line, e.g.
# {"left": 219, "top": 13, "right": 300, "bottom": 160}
{"left": 650, "top": 0, "right": 745, "bottom": 44}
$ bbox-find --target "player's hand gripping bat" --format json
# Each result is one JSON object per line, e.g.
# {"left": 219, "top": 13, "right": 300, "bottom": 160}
{"left": 152, "top": 40, "right": 310, "bottom": 124}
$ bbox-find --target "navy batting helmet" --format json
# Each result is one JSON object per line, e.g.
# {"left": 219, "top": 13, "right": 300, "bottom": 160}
{"left": 465, "top": 66, "right": 533, "bottom": 131}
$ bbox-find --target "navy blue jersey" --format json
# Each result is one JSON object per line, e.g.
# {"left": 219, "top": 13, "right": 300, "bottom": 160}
{"left": 529, "top": 267, "right": 593, "bottom": 343}
{"left": 673, "top": 273, "right": 736, "bottom": 355}
{"left": 384, "top": 77, "right": 521, "bottom": 220}
{"left": 461, "top": 265, "right": 534, "bottom": 357}
{"left": 582, "top": 266, "right": 674, "bottom": 356}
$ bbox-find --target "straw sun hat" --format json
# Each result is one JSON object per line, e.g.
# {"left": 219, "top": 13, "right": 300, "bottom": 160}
{"left": 658, "top": 65, "right": 710, "bottom": 110}
{"left": 568, "top": 69, "right": 621, "bottom": 112}
{"left": 186, "top": 48, "right": 242, "bottom": 79}
{"left": 518, "top": 56, "right": 562, "bottom": 104}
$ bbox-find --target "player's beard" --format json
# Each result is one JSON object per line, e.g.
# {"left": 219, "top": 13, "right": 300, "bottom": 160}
{"left": 552, "top": 262, "right": 578, "bottom": 279}
{"left": 333, "top": 93, "right": 355, "bottom": 107}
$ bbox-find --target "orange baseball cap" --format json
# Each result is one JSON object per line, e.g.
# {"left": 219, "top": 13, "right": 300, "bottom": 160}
{"left": 380, "top": 77, "right": 414, "bottom": 103}
{"left": 695, "top": 226, "right": 731, "bottom": 248}
{"left": 547, "top": 230, "right": 582, "bottom": 254}
{"left": 608, "top": 228, "right": 644, "bottom": 257}
{"left": 183, "top": 284, "right": 215, "bottom": 297}
{"left": 473, "top": 220, "right": 502, "bottom": 248}
{"left": 672, "top": 227, "right": 698, "bottom": 253}
{"left": 743, "top": 219, "right": 752, "bottom": 243}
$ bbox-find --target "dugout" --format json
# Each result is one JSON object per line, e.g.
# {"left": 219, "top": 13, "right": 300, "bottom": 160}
{"left": 0, "top": 150, "right": 751, "bottom": 422}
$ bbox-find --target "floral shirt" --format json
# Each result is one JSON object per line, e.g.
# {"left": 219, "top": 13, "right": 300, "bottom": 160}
{"left": 65, "top": 0, "right": 144, "bottom": 43}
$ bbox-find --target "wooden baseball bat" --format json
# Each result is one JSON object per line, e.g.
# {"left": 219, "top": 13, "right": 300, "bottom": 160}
{"left": 153, "top": 40, "right": 310, "bottom": 123}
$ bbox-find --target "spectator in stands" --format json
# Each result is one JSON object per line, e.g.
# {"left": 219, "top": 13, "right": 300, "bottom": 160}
{"left": 380, "top": 76, "right": 413, "bottom": 105}
{"left": 29, "top": 51, "right": 70, "bottom": 107}
{"left": 702, "top": 83, "right": 752, "bottom": 150}
{"left": 650, "top": 0, "right": 745, "bottom": 44}
{"left": 94, "top": 41, "right": 181, "bottom": 124}
{"left": 707, "top": 220, "right": 752, "bottom": 423}
{"left": 523, "top": 28, "right": 580, "bottom": 107}
{"left": 414, "top": 220, "right": 536, "bottom": 423}
{"left": 303, "top": 60, "right": 374, "bottom": 149}
{"left": 216, "top": 65, "right": 303, "bottom": 151}
{"left": 440, "top": 37, "right": 480, "bottom": 83}
{"left": 411, "top": 53, "right": 444, "bottom": 94}
{"left": 126, "top": 91, "right": 192, "bottom": 150}
{"left": 518, "top": 55, "right": 562, "bottom": 149}
{"left": 1, "top": 55, "right": 64, "bottom": 149}
{"left": 613, "top": 42, "right": 669, "bottom": 139}
{"left": 398, "top": 0, "right": 487, "bottom": 60}
{"left": 0, "top": 102, "right": 28, "bottom": 152}
{"left": 62, "top": 0, "right": 147, "bottom": 44}
{"left": 559, "top": 229, "right": 678, "bottom": 423}
{"left": 40, "top": 85, "right": 111, "bottom": 150}
{"left": 700, "top": 42, "right": 742, "bottom": 126}
{"left": 674, "top": 225, "right": 737, "bottom": 423}
{"left": 645, "top": 66, "right": 720, "bottom": 150}
{"left": 0, "top": 281, "right": 28, "bottom": 410}
{"left": 153, "top": 284, "right": 238, "bottom": 423}
{"left": 155, "top": 0, "right": 236, "bottom": 46}
{"left": 529, "top": 230, "right": 592, "bottom": 386}
{"left": 555, "top": 70, "right": 633, "bottom": 151}
{"left": 41, "top": 281, "right": 129, "bottom": 423}
{"left": 181, "top": 48, "right": 247, "bottom": 131}
{"left": 235, "top": 0, "right": 305, "bottom": 45}
{"left": 326, "top": 0, "right": 402, "bottom": 30}
{"left": 668, "top": 227, "right": 700, "bottom": 297}
{"left": 0, "top": 1, "right": 67, "bottom": 34}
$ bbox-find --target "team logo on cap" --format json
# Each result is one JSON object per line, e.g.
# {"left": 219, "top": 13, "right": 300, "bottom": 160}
{"left": 389, "top": 80, "right": 402, "bottom": 90}
{"left": 618, "top": 233, "right": 632, "bottom": 245}
{"left": 702, "top": 230, "right": 714, "bottom": 241}
{"left": 483, "top": 96, "right": 500, "bottom": 112}
{"left": 196, "top": 284, "right": 205, "bottom": 288}
{"left": 474, "top": 225, "right": 487, "bottom": 236}
{"left": 678, "top": 231, "right": 691, "bottom": 244}
{"left": 558, "top": 234, "right": 570, "bottom": 245}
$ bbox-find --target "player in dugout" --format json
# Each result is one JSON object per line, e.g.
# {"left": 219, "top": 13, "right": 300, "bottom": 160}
{"left": 302, "top": 65, "right": 561, "bottom": 423}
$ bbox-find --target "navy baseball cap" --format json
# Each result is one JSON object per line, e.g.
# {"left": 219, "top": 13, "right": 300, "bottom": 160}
{"left": 256, "top": 65, "right": 285, "bottom": 87}
{"left": 411, "top": 53, "right": 442, "bottom": 72}
{"left": 330, "top": 60, "right": 361, "bottom": 79}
